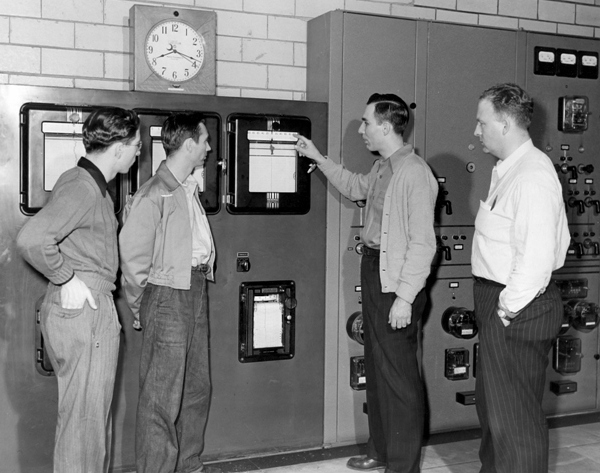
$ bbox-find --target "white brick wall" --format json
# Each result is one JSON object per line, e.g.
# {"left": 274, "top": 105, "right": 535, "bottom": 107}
{"left": 0, "top": 0, "right": 598, "bottom": 100}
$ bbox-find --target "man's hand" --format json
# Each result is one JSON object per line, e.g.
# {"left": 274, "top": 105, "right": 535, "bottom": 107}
{"left": 60, "top": 274, "right": 97, "bottom": 310}
{"left": 389, "top": 297, "right": 412, "bottom": 330}
{"left": 497, "top": 302, "right": 517, "bottom": 327}
{"left": 294, "top": 134, "right": 327, "bottom": 164}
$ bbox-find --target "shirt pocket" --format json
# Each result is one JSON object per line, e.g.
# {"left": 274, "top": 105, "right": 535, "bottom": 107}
{"left": 475, "top": 200, "right": 511, "bottom": 242}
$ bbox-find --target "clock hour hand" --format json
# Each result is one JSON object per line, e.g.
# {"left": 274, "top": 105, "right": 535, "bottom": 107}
{"left": 154, "top": 50, "right": 176, "bottom": 60}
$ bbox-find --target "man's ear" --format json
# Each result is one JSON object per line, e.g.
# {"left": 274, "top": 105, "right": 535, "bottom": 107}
{"left": 382, "top": 121, "right": 391, "bottom": 135}
{"left": 501, "top": 118, "right": 510, "bottom": 135}
{"left": 184, "top": 136, "right": 195, "bottom": 152}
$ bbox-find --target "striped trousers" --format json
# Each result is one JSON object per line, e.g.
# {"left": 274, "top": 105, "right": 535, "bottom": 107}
{"left": 473, "top": 278, "right": 563, "bottom": 473}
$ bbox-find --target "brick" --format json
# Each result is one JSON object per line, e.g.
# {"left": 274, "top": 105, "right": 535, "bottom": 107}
{"left": 42, "top": 0, "right": 103, "bottom": 23}
{"left": 457, "top": 0, "right": 497, "bottom": 14}
{"left": 294, "top": 43, "right": 307, "bottom": 67}
{"left": 243, "top": 38, "right": 294, "bottom": 65}
{"left": 217, "top": 36, "right": 243, "bottom": 62}
{"left": 217, "top": 61, "right": 267, "bottom": 88}
{"left": 268, "top": 65, "right": 305, "bottom": 91}
{"left": 415, "top": 0, "right": 456, "bottom": 9}
{"left": 42, "top": 48, "right": 103, "bottom": 77}
{"left": 196, "top": 0, "right": 244, "bottom": 11}
{"left": 576, "top": 5, "right": 600, "bottom": 26}
{"left": 478, "top": 14, "right": 519, "bottom": 29}
{"left": 499, "top": 0, "right": 537, "bottom": 19}
{"left": 559, "top": 0, "right": 594, "bottom": 4}
{"left": 0, "top": 44, "right": 40, "bottom": 73}
{"left": 518, "top": 18, "right": 557, "bottom": 33}
{"left": 241, "top": 88, "right": 294, "bottom": 100}
{"left": 11, "top": 18, "right": 74, "bottom": 48}
{"left": 558, "top": 23, "right": 595, "bottom": 37}
{"left": 0, "top": 16, "right": 9, "bottom": 42}
{"left": 268, "top": 16, "right": 306, "bottom": 42}
{"left": 216, "top": 86, "right": 241, "bottom": 96}
{"left": 76, "top": 24, "right": 128, "bottom": 53}
{"left": 0, "top": 0, "right": 41, "bottom": 17}
{"left": 10, "top": 74, "right": 73, "bottom": 88}
{"left": 436, "top": 9, "right": 478, "bottom": 24}
{"left": 75, "top": 78, "right": 130, "bottom": 91}
{"left": 105, "top": 52, "right": 129, "bottom": 80}
{"left": 0, "top": 73, "right": 8, "bottom": 84}
{"left": 104, "top": 0, "right": 135, "bottom": 27}
{"left": 539, "top": 0, "right": 575, "bottom": 23}
{"left": 217, "top": 11, "right": 267, "bottom": 38}
{"left": 391, "top": 5, "right": 436, "bottom": 20}
{"left": 244, "top": 0, "right": 295, "bottom": 16}
{"left": 346, "top": 0, "right": 392, "bottom": 16}
{"left": 296, "top": 0, "right": 345, "bottom": 18}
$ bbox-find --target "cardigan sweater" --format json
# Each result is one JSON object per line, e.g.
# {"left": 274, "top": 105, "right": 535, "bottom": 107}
{"left": 16, "top": 159, "right": 118, "bottom": 288}
{"left": 319, "top": 144, "right": 438, "bottom": 304}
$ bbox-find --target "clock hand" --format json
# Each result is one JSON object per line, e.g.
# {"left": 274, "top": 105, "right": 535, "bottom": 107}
{"left": 172, "top": 49, "right": 200, "bottom": 64}
{"left": 155, "top": 50, "right": 176, "bottom": 60}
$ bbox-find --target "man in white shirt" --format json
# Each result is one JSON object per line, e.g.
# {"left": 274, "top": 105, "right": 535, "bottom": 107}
{"left": 471, "top": 83, "right": 570, "bottom": 473}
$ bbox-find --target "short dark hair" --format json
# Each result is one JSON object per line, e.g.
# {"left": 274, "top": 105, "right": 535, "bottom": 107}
{"left": 366, "top": 93, "right": 409, "bottom": 135}
{"left": 479, "top": 83, "right": 534, "bottom": 130}
{"left": 82, "top": 107, "right": 140, "bottom": 154}
{"left": 161, "top": 112, "right": 205, "bottom": 157}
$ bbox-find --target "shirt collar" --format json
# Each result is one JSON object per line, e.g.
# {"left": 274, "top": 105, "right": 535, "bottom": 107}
{"left": 387, "top": 143, "right": 414, "bottom": 173}
{"left": 77, "top": 157, "right": 108, "bottom": 197}
{"left": 495, "top": 139, "right": 534, "bottom": 178}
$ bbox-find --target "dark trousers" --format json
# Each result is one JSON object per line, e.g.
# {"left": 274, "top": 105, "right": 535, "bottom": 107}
{"left": 136, "top": 269, "right": 211, "bottom": 473}
{"left": 474, "top": 279, "right": 563, "bottom": 473}
{"left": 362, "top": 253, "right": 426, "bottom": 473}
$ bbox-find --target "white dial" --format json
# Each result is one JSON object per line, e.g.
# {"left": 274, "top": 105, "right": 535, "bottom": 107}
{"left": 145, "top": 20, "right": 205, "bottom": 83}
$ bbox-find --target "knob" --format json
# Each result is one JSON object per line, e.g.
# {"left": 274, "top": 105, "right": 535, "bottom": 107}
{"left": 346, "top": 311, "right": 364, "bottom": 345}
{"left": 441, "top": 307, "right": 478, "bottom": 339}
{"left": 579, "top": 164, "right": 594, "bottom": 174}
{"left": 566, "top": 300, "right": 600, "bottom": 332}
{"left": 584, "top": 197, "right": 600, "bottom": 214}
{"left": 568, "top": 197, "right": 585, "bottom": 215}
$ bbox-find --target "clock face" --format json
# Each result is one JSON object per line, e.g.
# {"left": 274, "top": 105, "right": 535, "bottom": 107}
{"left": 145, "top": 20, "right": 205, "bottom": 83}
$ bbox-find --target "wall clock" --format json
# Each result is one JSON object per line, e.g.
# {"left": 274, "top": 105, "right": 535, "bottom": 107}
{"left": 131, "top": 5, "right": 216, "bottom": 94}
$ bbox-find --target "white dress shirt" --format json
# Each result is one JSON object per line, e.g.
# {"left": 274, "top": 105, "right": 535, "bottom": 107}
{"left": 472, "top": 139, "right": 571, "bottom": 313}
{"left": 180, "top": 175, "right": 213, "bottom": 267}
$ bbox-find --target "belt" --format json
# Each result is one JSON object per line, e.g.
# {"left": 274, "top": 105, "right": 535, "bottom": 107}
{"left": 473, "top": 276, "right": 505, "bottom": 288}
{"left": 192, "top": 263, "right": 210, "bottom": 273}
{"left": 362, "top": 246, "right": 380, "bottom": 257}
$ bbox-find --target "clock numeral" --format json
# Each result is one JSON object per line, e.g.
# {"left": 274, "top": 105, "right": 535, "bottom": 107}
{"left": 192, "top": 61, "right": 198, "bottom": 69}
{"left": 151, "top": 34, "right": 159, "bottom": 42}
{"left": 147, "top": 46, "right": 154, "bottom": 55}
{"left": 184, "top": 69, "right": 189, "bottom": 77}
{"left": 196, "top": 50, "right": 202, "bottom": 58}
{"left": 172, "top": 23, "right": 179, "bottom": 33}
{"left": 161, "top": 67, "right": 167, "bottom": 76}
{"left": 193, "top": 38, "right": 198, "bottom": 46}
{"left": 172, "top": 71, "right": 178, "bottom": 80}
{"left": 161, "top": 26, "right": 168, "bottom": 34}
{"left": 152, "top": 58, "right": 157, "bottom": 66}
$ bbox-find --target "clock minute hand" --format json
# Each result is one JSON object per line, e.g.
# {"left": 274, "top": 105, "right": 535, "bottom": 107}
{"left": 172, "top": 49, "right": 198, "bottom": 64}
